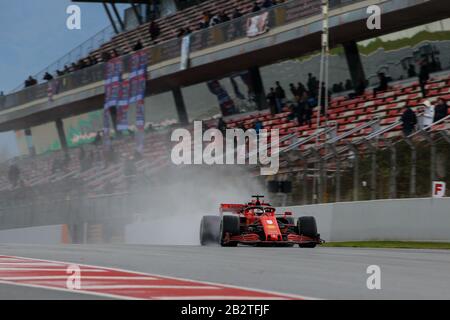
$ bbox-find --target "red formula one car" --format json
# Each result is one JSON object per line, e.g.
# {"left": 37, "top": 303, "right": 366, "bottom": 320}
{"left": 200, "top": 196, "right": 323, "bottom": 247}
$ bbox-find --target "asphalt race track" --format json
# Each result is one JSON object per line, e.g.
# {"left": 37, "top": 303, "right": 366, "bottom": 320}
{"left": 1, "top": 244, "right": 450, "bottom": 300}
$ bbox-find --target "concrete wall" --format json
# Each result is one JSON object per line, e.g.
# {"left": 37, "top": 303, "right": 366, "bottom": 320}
{"left": 282, "top": 198, "right": 450, "bottom": 242}
{"left": 0, "top": 224, "right": 68, "bottom": 245}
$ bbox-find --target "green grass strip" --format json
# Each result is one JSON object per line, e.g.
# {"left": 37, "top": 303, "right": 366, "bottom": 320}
{"left": 322, "top": 241, "right": 450, "bottom": 250}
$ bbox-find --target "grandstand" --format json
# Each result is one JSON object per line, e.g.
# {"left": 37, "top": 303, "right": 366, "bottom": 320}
{"left": 1, "top": 0, "right": 450, "bottom": 240}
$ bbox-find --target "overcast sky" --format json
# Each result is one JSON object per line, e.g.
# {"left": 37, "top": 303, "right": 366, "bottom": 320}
{"left": 0, "top": 0, "right": 128, "bottom": 158}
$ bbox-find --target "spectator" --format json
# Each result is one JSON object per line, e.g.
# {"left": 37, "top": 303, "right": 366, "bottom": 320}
{"left": 200, "top": 11, "right": 211, "bottom": 28}
{"left": 433, "top": 98, "right": 448, "bottom": 123}
{"left": 111, "top": 49, "right": 119, "bottom": 58}
{"left": 304, "top": 91, "right": 313, "bottom": 126}
{"left": 232, "top": 8, "right": 243, "bottom": 19}
{"left": 354, "top": 79, "right": 367, "bottom": 97}
{"left": 86, "top": 56, "right": 97, "bottom": 67}
{"left": 177, "top": 28, "right": 186, "bottom": 38}
{"left": 419, "top": 59, "right": 430, "bottom": 98}
{"left": 297, "top": 82, "right": 306, "bottom": 98}
{"left": 252, "top": 1, "right": 261, "bottom": 12}
{"left": 262, "top": 0, "right": 274, "bottom": 8}
{"left": 289, "top": 83, "right": 297, "bottom": 98}
{"left": 373, "top": 72, "right": 389, "bottom": 95}
{"left": 93, "top": 131, "right": 103, "bottom": 145}
{"left": 274, "top": 81, "right": 286, "bottom": 113}
{"left": 307, "top": 73, "right": 318, "bottom": 97}
{"left": 218, "top": 11, "right": 230, "bottom": 23}
{"left": 266, "top": 87, "right": 277, "bottom": 115}
{"left": 407, "top": 64, "right": 417, "bottom": 78}
{"left": 149, "top": 20, "right": 161, "bottom": 42}
{"left": 421, "top": 100, "right": 435, "bottom": 128}
{"left": 24, "top": 76, "right": 37, "bottom": 88}
{"left": 209, "top": 13, "right": 221, "bottom": 26}
{"left": 101, "top": 51, "right": 111, "bottom": 63}
{"left": 133, "top": 40, "right": 143, "bottom": 51}
{"left": 345, "top": 79, "right": 353, "bottom": 91}
{"left": 332, "top": 83, "right": 339, "bottom": 93}
{"left": 401, "top": 105, "right": 417, "bottom": 136}
{"left": 294, "top": 92, "right": 306, "bottom": 126}
{"left": 43, "top": 72, "right": 53, "bottom": 82}
{"left": 254, "top": 120, "right": 263, "bottom": 135}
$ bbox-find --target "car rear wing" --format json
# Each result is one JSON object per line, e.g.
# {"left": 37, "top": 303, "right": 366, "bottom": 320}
{"left": 220, "top": 204, "right": 246, "bottom": 215}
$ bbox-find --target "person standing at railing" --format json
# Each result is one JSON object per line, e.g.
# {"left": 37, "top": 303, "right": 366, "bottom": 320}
{"left": 401, "top": 105, "right": 417, "bottom": 136}
{"left": 24, "top": 76, "right": 37, "bottom": 88}
{"left": 149, "top": 20, "right": 161, "bottom": 43}
{"left": 433, "top": 98, "right": 448, "bottom": 123}
{"left": 232, "top": 8, "right": 243, "bottom": 19}
{"left": 421, "top": 100, "right": 435, "bottom": 129}
{"left": 275, "top": 81, "right": 286, "bottom": 113}
{"left": 262, "top": 0, "right": 274, "bottom": 8}
{"left": 43, "top": 72, "right": 53, "bottom": 82}
{"left": 266, "top": 87, "right": 277, "bottom": 115}
{"left": 252, "top": 1, "right": 261, "bottom": 12}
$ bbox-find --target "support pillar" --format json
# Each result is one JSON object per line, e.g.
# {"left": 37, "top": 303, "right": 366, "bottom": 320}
{"left": 172, "top": 87, "right": 189, "bottom": 125}
{"left": 24, "top": 128, "right": 35, "bottom": 156}
{"left": 111, "top": 3, "right": 125, "bottom": 32}
{"left": 248, "top": 66, "right": 267, "bottom": 110}
{"left": 343, "top": 41, "right": 367, "bottom": 92}
{"left": 329, "top": 144, "right": 341, "bottom": 202}
{"left": 364, "top": 141, "right": 377, "bottom": 200}
{"left": 55, "top": 119, "right": 68, "bottom": 151}
{"left": 347, "top": 142, "right": 359, "bottom": 201}
{"left": 388, "top": 141, "right": 397, "bottom": 199}
{"left": 422, "top": 131, "right": 436, "bottom": 195}
{"left": 405, "top": 138, "right": 416, "bottom": 197}
{"left": 103, "top": 3, "right": 119, "bottom": 34}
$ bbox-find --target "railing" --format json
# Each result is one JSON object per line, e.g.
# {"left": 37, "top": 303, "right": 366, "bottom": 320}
{"left": 8, "top": 24, "right": 117, "bottom": 94}
{"left": 0, "top": 0, "right": 327, "bottom": 113}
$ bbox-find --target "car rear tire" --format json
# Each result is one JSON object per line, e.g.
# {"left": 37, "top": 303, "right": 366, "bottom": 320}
{"left": 220, "top": 215, "right": 240, "bottom": 247}
{"left": 200, "top": 215, "right": 220, "bottom": 246}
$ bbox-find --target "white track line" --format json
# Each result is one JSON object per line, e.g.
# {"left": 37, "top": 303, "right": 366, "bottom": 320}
{"left": 0, "top": 263, "right": 65, "bottom": 266}
{"left": 0, "top": 280, "right": 137, "bottom": 300}
{"left": 0, "top": 268, "right": 106, "bottom": 272}
{"left": 80, "top": 285, "right": 220, "bottom": 290}
{"left": 0, "top": 276, "right": 158, "bottom": 281}
{"left": 1, "top": 255, "right": 319, "bottom": 300}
